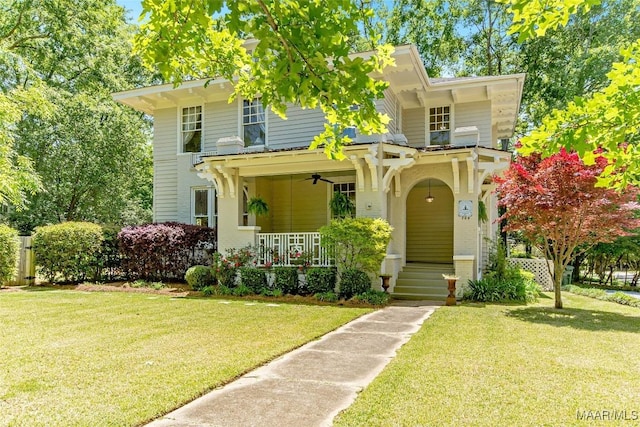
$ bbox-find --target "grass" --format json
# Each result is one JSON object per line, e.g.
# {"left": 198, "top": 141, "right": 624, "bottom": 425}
{"left": 334, "top": 292, "right": 640, "bottom": 427}
{"left": 0, "top": 289, "right": 370, "bottom": 426}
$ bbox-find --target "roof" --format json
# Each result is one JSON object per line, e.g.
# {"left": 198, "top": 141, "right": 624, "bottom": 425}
{"left": 113, "top": 44, "right": 525, "bottom": 139}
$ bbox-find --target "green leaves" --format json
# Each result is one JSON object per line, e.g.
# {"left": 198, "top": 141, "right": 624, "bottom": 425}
{"left": 134, "top": 0, "right": 394, "bottom": 159}
{"left": 499, "top": 0, "right": 602, "bottom": 42}
{"left": 519, "top": 40, "right": 640, "bottom": 189}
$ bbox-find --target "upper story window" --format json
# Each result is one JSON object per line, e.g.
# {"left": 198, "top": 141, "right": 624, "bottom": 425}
{"left": 182, "top": 106, "right": 202, "bottom": 153}
{"left": 429, "top": 106, "right": 450, "bottom": 145}
{"left": 243, "top": 98, "right": 265, "bottom": 146}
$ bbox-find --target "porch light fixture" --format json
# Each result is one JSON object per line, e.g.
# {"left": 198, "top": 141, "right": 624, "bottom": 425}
{"left": 425, "top": 180, "right": 435, "bottom": 203}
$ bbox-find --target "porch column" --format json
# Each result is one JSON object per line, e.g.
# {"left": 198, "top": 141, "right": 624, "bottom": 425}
{"left": 453, "top": 255, "right": 475, "bottom": 298}
{"left": 215, "top": 171, "right": 259, "bottom": 254}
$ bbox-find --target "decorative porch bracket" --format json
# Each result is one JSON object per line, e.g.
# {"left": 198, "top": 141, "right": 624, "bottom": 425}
{"left": 478, "top": 160, "right": 509, "bottom": 186}
{"left": 451, "top": 158, "right": 460, "bottom": 194}
{"left": 216, "top": 165, "right": 237, "bottom": 198}
{"left": 350, "top": 155, "right": 366, "bottom": 192}
{"left": 466, "top": 155, "right": 476, "bottom": 194}
{"left": 197, "top": 164, "right": 226, "bottom": 198}
{"left": 382, "top": 152, "right": 415, "bottom": 196}
{"left": 364, "top": 153, "right": 379, "bottom": 191}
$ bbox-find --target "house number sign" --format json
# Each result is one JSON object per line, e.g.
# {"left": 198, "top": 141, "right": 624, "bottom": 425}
{"left": 458, "top": 200, "right": 473, "bottom": 219}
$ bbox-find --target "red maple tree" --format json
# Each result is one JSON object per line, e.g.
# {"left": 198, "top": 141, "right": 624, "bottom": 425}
{"left": 495, "top": 149, "right": 640, "bottom": 308}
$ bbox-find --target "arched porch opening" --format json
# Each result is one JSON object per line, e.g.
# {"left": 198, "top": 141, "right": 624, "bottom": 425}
{"left": 405, "top": 179, "right": 454, "bottom": 263}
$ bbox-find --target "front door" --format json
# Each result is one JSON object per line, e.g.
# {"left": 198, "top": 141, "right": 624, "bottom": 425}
{"left": 405, "top": 179, "right": 454, "bottom": 263}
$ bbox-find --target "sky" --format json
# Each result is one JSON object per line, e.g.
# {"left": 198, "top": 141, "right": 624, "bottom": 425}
{"left": 116, "top": 0, "right": 144, "bottom": 22}
{"left": 115, "top": 1, "right": 395, "bottom": 23}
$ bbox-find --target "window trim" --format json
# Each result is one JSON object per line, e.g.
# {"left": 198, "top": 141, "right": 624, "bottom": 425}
{"left": 239, "top": 97, "right": 267, "bottom": 147}
{"left": 328, "top": 178, "right": 356, "bottom": 220}
{"left": 191, "top": 186, "right": 216, "bottom": 228}
{"left": 179, "top": 104, "right": 204, "bottom": 154}
{"left": 428, "top": 105, "right": 453, "bottom": 146}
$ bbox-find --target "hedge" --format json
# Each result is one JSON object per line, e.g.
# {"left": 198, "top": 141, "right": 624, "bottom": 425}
{"left": 0, "top": 225, "right": 20, "bottom": 285}
{"left": 33, "top": 222, "right": 104, "bottom": 283}
{"left": 118, "top": 222, "right": 216, "bottom": 281}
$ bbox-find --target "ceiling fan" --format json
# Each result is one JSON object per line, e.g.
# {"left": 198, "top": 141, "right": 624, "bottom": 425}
{"left": 304, "top": 173, "right": 334, "bottom": 185}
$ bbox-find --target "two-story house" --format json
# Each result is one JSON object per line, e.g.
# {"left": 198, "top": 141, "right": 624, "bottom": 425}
{"left": 113, "top": 44, "right": 524, "bottom": 299}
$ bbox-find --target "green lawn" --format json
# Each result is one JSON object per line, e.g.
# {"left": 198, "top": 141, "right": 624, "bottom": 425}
{"left": 0, "top": 289, "right": 370, "bottom": 426}
{"left": 335, "top": 293, "right": 640, "bottom": 427}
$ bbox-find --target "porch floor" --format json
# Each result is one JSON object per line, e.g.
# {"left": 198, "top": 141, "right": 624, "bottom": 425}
{"left": 392, "top": 263, "right": 455, "bottom": 300}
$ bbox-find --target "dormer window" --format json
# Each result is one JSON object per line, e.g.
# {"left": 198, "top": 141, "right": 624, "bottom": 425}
{"left": 429, "top": 106, "right": 450, "bottom": 145}
{"left": 243, "top": 98, "right": 265, "bottom": 146}
{"left": 182, "top": 106, "right": 202, "bottom": 152}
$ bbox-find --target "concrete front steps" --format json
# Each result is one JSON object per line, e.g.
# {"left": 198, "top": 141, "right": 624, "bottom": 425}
{"left": 392, "top": 263, "right": 455, "bottom": 300}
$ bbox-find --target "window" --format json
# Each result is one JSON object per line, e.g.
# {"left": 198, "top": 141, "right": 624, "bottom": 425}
{"left": 182, "top": 106, "right": 202, "bottom": 153}
{"left": 429, "top": 106, "right": 450, "bottom": 145}
{"left": 341, "top": 104, "right": 359, "bottom": 139}
{"left": 332, "top": 182, "right": 356, "bottom": 218}
{"left": 192, "top": 188, "right": 216, "bottom": 227}
{"left": 242, "top": 98, "right": 265, "bottom": 146}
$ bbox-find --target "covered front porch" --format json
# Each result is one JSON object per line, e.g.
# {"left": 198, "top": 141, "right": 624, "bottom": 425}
{"left": 194, "top": 142, "right": 509, "bottom": 297}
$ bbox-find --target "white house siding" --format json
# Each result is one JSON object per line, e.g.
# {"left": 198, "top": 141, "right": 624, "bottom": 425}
{"left": 176, "top": 155, "right": 213, "bottom": 224}
{"left": 381, "top": 90, "right": 399, "bottom": 134}
{"left": 267, "top": 105, "right": 325, "bottom": 150}
{"left": 402, "top": 107, "right": 425, "bottom": 148}
{"left": 153, "top": 108, "right": 178, "bottom": 222}
{"left": 455, "top": 101, "right": 492, "bottom": 148}
{"left": 203, "top": 100, "right": 238, "bottom": 152}
{"left": 154, "top": 160, "right": 178, "bottom": 222}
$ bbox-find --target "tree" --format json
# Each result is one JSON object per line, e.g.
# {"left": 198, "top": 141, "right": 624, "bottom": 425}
{"left": 1, "top": 0, "right": 154, "bottom": 230}
{"left": 501, "top": 0, "right": 640, "bottom": 189}
{"left": 388, "top": 0, "right": 640, "bottom": 130}
{"left": 134, "top": 0, "right": 394, "bottom": 160}
{"left": 495, "top": 149, "right": 640, "bottom": 308}
{"left": 0, "top": 89, "right": 44, "bottom": 209}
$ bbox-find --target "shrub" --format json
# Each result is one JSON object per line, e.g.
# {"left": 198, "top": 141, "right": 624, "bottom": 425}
{"left": 352, "top": 289, "right": 391, "bottom": 306}
{"left": 339, "top": 268, "right": 371, "bottom": 299}
{"left": 232, "top": 284, "right": 253, "bottom": 296}
{"left": 274, "top": 267, "right": 299, "bottom": 295}
{"left": 522, "top": 270, "right": 543, "bottom": 302}
{"left": 94, "top": 225, "right": 122, "bottom": 281}
{"left": 240, "top": 267, "right": 268, "bottom": 293}
{"left": 118, "top": 222, "right": 216, "bottom": 282}
{"left": 306, "top": 267, "right": 337, "bottom": 294}
{"left": 314, "top": 291, "right": 338, "bottom": 303}
{"left": 33, "top": 222, "right": 104, "bottom": 283}
{"left": 320, "top": 217, "right": 392, "bottom": 274}
{"left": 185, "top": 265, "right": 214, "bottom": 290}
{"left": 211, "top": 252, "right": 237, "bottom": 288}
{"left": 201, "top": 286, "right": 215, "bottom": 296}
{"left": 0, "top": 225, "right": 20, "bottom": 286}
{"left": 216, "top": 284, "right": 233, "bottom": 296}
{"left": 260, "top": 288, "right": 284, "bottom": 297}
{"left": 564, "top": 285, "right": 640, "bottom": 308}
{"left": 464, "top": 268, "right": 539, "bottom": 303}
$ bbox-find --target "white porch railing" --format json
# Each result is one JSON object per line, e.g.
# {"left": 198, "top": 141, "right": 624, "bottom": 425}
{"left": 191, "top": 151, "right": 218, "bottom": 166}
{"left": 256, "top": 232, "right": 333, "bottom": 267}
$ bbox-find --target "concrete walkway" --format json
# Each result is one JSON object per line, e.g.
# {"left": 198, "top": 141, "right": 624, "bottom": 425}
{"left": 147, "top": 300, "right": 441, "bottom": 427}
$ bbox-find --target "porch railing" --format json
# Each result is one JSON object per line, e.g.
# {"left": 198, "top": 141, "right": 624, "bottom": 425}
{"left": 256, "top": 232, "right": 333, "bottom": 267}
